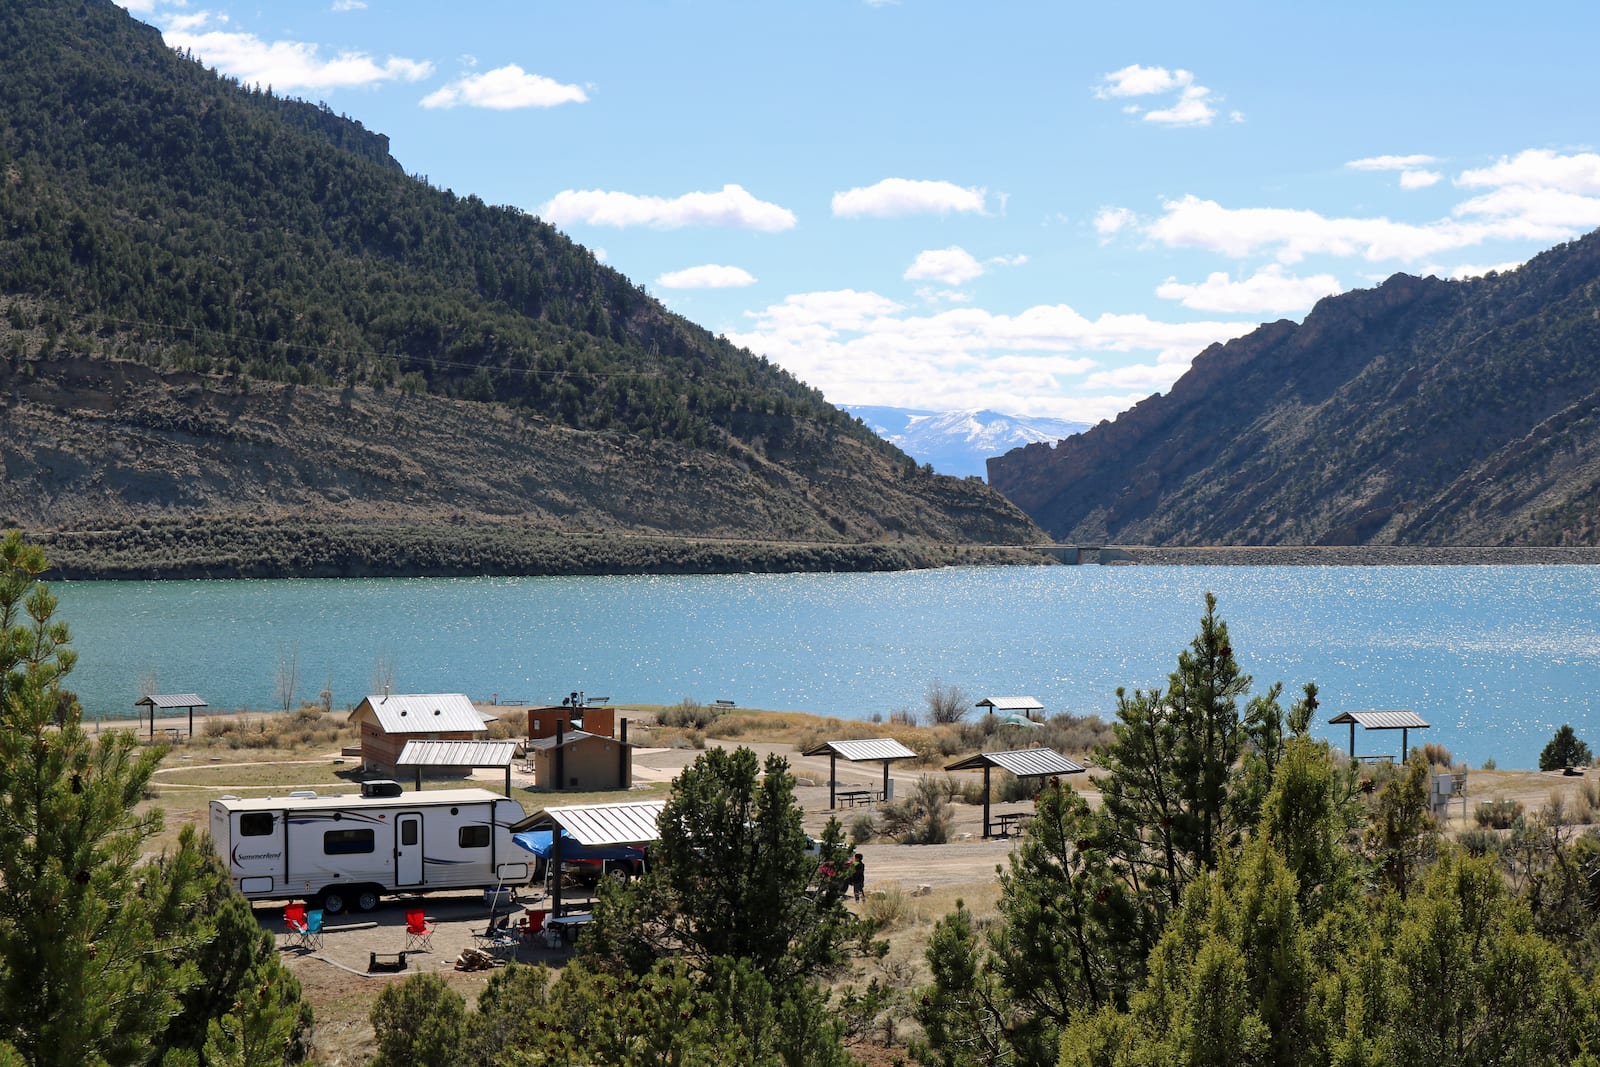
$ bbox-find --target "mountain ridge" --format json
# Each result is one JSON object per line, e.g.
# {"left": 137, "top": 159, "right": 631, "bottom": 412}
{"left": 844, "top": 405, "right": 1087, "bottom": 479}
{"left": 0, "top": 0, "right": 1044, "bottom": 574}
{"left": 988, "top": 234, "right": 1600, "bottom": 546}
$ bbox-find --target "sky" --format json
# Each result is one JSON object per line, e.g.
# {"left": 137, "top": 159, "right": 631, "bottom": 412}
{"left": 115, "top": 0, "right": 1600, "bottom": 425}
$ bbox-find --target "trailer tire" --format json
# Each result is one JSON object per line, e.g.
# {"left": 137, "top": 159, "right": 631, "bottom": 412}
{"left": 319, "top": 889, "right": 348, "bottom": 916}
{"left": 356, "top": 887, "right": 381, "bottom": 913}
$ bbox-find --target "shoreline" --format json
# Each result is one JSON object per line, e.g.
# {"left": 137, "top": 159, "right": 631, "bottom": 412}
{"left": 1106, "top": 545, "right": 1600, "bottom": 566}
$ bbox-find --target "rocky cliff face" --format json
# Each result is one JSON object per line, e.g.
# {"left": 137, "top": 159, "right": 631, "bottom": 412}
{"left": 988, "top": 232, "right": 1600, "bottom": 547}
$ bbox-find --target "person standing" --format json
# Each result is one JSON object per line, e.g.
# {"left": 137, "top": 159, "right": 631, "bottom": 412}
{"left": 849, "top": 853, "right": 865, "bottom": 902}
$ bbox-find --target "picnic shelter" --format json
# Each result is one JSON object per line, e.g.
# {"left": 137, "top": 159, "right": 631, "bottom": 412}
{"left": 801, "top": 738, "right": 918, "bottom": 810}
{"left": 1327, "top": 709, "right": 1430, "bottom": 763}
{"left": 396, "top": 739, "right": 520, "bottom": 796}
{"left": 510, "top": 799, "right": 665, "bottom": 921}
{"left": 943, "top": 748, "right": 1086, "bottom": 838}
{"left": 135, "top": 692, "right": 208, "bottom": 739}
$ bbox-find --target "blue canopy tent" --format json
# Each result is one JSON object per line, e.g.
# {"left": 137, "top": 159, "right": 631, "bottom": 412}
{"left": 511, "top": 829, "right": 645, "bottom": 864}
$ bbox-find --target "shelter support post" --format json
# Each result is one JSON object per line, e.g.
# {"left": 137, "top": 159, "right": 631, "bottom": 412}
{"left": 982, "top": 767, "right": 992, "bottom": 839}
{"left": 828, "top": 754, "right": 838, "bottom": 810}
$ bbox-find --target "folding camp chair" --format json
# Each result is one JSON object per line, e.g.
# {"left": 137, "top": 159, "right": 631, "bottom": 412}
{"left": 472, "top": 913, "right": 519, "bottom": 960}
{"left": 284, "top": 903, "right": 309, "bottom": 946}
{"left": 403, "top": 909, "right": 435, "bottom": 952}
{"left": 301, "top": 909, "right": 325, "bottom": 952}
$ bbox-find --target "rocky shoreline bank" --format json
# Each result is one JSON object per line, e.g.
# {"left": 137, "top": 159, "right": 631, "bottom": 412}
{"left": 1110, "top": 545, "right": 1600, "bottom": 566}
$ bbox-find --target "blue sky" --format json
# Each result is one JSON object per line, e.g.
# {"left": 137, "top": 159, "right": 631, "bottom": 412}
{"left": 118, "top": 0, "right": 1600, "bottom": 423}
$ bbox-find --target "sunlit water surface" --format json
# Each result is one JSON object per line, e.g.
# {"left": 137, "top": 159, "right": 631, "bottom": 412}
{"left": 52, "top": 565, "right": 1600, "bottom": 768}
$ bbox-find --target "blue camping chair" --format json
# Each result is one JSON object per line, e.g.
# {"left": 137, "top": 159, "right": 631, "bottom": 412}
{"left": 300, "top": 908, "right": 325, "bottom": 952}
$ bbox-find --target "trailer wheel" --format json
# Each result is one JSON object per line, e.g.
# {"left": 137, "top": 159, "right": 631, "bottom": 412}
{"left": 356, "top": 887, "right": 381, "bottom": 913}
{"left": 319, "top": 889, "right": 348, "bottom": 915}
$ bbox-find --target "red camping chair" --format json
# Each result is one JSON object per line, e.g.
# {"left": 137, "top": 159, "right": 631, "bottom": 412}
{"left": 404, "top": 908, "right": 434, "bottom": 952}
{"left": 284, "top": 903, "right": 308, "bottom": 941}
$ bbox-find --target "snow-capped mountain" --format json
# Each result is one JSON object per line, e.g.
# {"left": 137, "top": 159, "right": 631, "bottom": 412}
{"left": 844, "top": 406, "right": 1088, "bottom": 481}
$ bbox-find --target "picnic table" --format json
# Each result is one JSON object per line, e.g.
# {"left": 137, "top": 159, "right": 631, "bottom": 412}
{"left": 544, "top": 911, "right": 593, "bottom": 947}
{"left": 835, "top": 788, "right": 883, "bottom": 808}
{"left": 995, "top": 810, "right": 1033, "bottom": 836}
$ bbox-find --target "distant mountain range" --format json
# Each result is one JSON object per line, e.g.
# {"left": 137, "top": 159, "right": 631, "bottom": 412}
{"left": 0, "top": 0, "right": 1043, "bottom": 577}
{"left": 989, "top": 231, "right": 1600, "bottom": 547}
{"left": 845, "top": 406, "right": 1087, "bottom": 480}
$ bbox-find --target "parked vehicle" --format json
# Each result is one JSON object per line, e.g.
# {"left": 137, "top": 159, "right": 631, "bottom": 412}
{"left": 209, "top": 782, "right": 530, "bottom": 913}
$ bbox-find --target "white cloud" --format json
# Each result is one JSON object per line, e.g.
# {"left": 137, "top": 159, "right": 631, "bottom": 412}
{"left": 539, "top": 184, "right": 797, "bottom": 231}
{"left": 1096, "top": 65, "right": 1222, "bottom": 127}
{"left": 1145, "top": 85, "right": 1216, "bottom": 127}
{"left": 165, "top": 12, "right": 212, "bottom": 33}
{"left": 1095, "top": 206, "right": 1137, "bottom": 236}
{"left": 831, "top": 178, "right": 986, "bottom": 218}
{"left": 905, "top": 247, "right": 984, "bottom": 286}
{"left": 331, "top": 0, "right": 367, "bottom": 10}
{"left": 1399, "top": 170, "right": 1442, "bottom": 189}
{"left": 1095, "top": 64, "right": 1190, "bottom": 98}
{"left": 162, "top": 29, "right": 434, "bottom": 91}
{"left": 420, "top": 64, "right": 587, "bottom": 110}
{"left": 1156, "top": 265, "right": 1343, "bottom": 314}
{"left": 1346, "top": 154, "right": 1439, "bottom": 171}
{"left": 1428, "top": 260, "right": 1525, "bottom": 280}
{"left": 1457, "top": 149, "right": 1600, "bottom": 194}
{"left": 1144, "top": 192, "right": 1586, "bottom": 264}
{"left": 725, "top": 289, "right": 1250, "bottom": 422}
{"left": 114, "top": 0, "right": 156, "bottom": 12}
{"left": 655, "top": 264, "right": 757, "bottom": 289}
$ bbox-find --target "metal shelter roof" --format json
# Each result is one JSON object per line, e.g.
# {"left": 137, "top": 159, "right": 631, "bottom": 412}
{"left": 944, "top": 748, "right": 1087, "bottom": 777}
{"left": 350, "top": 693, "right": 486, "bottom": 734}
{"left": 801, "top": 738, "right": 918, "bottom": 762}
{"left": 136, "top": 693, "right": 208, "bottom": 709}
{"left": 509, "top": 799, "right": 666, "bottom": 846}
{"left": 975, "top": 696, "right": 1044, "bottom": 713}
{"left": 1327, "top": 710, "right": 1430, "bottom": 731}
{"left": 396, "top": 739, "right": 518, "bottom": 769}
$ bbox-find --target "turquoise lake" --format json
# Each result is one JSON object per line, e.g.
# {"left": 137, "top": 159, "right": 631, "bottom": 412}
{"left": 50, "top": 565, "right": 1600, "bottom": 769}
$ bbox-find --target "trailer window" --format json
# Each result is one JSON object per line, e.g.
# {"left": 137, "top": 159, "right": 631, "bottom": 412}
{"left": 459, "top": 826, "right": 490, "bottom": 849}
{"left": 324, "top": 828, "right": 375, "bottom": 855}
{"left": 239, "top": 813, "right": 275, "bottom": 837}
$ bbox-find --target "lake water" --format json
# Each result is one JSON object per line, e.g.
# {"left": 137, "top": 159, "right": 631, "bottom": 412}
{"left": 49, "top": 565, "right": 1600, "bottom": 769}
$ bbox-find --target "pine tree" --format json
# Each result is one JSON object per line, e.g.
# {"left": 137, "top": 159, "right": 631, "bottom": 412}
{"left": 0, "top": 532, "right": 306, "bottom": 1065}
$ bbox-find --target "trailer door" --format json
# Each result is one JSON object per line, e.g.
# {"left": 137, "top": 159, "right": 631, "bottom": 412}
{"left": 395, "top": 812, "right": 424, "bottom": 886}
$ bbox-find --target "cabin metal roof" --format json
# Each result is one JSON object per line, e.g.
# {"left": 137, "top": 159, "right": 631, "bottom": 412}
{"left": 350, "top": 693, "right": 486, "bottom": 734}
{"left": 975, "top": 696, "right": 1044, "bottom": 713}
{"left": 136, "top": 693, "right": 208, "bottom": 709}
{"left": 396, "top": 739, "right": 519, "bottom": 768}
{"left": 801, "top": 738, "right": 919, "bottom": 762}
{"left": 1327, "top": 710, "right": 1430, "bottom": 731}
{"left": 943, "top": 748, "right": 1087, "bottom": 777}
{"left": 509, "top": 799, "right": 667, "bottom": 846}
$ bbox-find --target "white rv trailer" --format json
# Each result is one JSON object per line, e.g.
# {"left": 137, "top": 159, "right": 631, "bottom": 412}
{"left": 209, "top": 782, "right": 530, "bottom": 914}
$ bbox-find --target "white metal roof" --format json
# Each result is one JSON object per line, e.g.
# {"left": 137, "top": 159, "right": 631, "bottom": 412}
{"left": 944, "top": 748, "right": 1086, "bottom": 777}
{"left": 210, "top": 788, "right": 515, "bottom": 813}
{"left": 801, "top": 738, "right": 919, "bottom": 762}
{"left": 351, "top": 693, "right": 486, "bottom": 734}
{"left": 975, "top": 696, "right": 1044, "bottom": 712}
{"left": 510, "top": 799, "right": 666, "bottom": 846}
{"left": 1327, "top": 710, "right": 1430, "bottom": 730}
{"left": 136, "top": 693, "right": 208, "bottom": 709}
{"left": 397, "top": 739, "right": 519, "bottom": 768}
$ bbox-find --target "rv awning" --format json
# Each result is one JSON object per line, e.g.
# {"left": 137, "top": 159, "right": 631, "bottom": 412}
{"left": 512, "top": 829, "right": 644, "bottom": 863}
